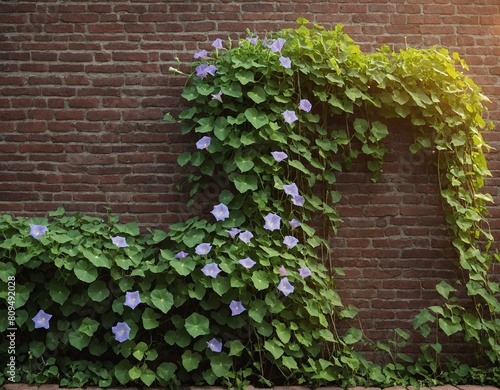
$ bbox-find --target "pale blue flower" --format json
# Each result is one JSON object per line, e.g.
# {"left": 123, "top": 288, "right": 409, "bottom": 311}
{"left": 238, "top": 257, "right": 256, "bottom": 269}
{"left": 212, "top": 38, "right": 223, "bottom": 49}
{"left": 207, "top": 337, "right": 222, "bottom": 352}
{"left": 283, "top": 236, "right": 299, "bottom": 249}
{"left": 263, "top": 213, "right": 281, "bottom": 231}
{"left": 229, "top": 300, "right": 246, "bottom": 316}
{"left": 196, "top": 136, "right": 211, "bottom": 150}
{"left": 279, "top": 56, "right": 291, "bottom": 69}
{"left": 212, "top": 90, "right": 223, "bottom": 102}
{"left": 175, "top": 251, "right": 189, "bottom": 259}
{"left": 29, "top": 224, "right": 48, "bottom": 239}
{"left": 292, "top": 195, "right": 305, "bottom": 206}
{"left": 112, "top": 322, "right": 131, "bottom": 343}
{"left": 202, "top": 262, "right": 222, "bottom": 278}
{"left": 278, "top": 277, "right": 294, "bottom": 296}
{"left": 282, "top": 110, "right": 298, "bottom": 124}
{"left": 124, "top": 291, "right": 141, "bottom": 310}
{"left": 195, "top": 64, "right": 218, "bottom": 77}
{"left": 298, "top": 99, "right": 312, "bottom": 112}
{"left": 238, "top": 230, "right": 253, "bottom": 244}
{"left": 271, "top": 151, "right": 288, "bottom": 162}
{"left": 111, "top": 236, "right": 128, "bottom": 248}
{"left": 225, "top": 227, "right": 241, "bottom": 238}
{"left": 194, "top": 49, "right": 208, "bottom": 59}
{"left": 269, "top": 38, "right": 286, "bottom": 52}
{"left": 283, "top": 183, "right": 299, "bottom": 197}
{"left": 32, "top": 309, "right": 52, "bottom": 329}
{"left": 299, "top": 267, "right": 312, "bottom": 278}
{"left": 279, "top": 266, "right": 287, "bottom": 276}
{"left": 289, "top": 219, "right": 301, "bottom": 229}
{"left": 247, "top": 37, "right": 258, "bottom": 45}
{"left": 195, "top": 243, "right": 212, "bottom": 255}
{"left": 211, "top": 203, "right": 229, "bottom": 221}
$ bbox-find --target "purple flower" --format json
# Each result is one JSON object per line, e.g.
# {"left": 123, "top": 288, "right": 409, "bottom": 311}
{"left": 298, "top": 99, "right": 312, "bottom": 112}
{"left": 212, "top": 38, "right": 223, "bottom": 49}
{"left": 196, "top": 136, "right": 211, "bottom": 150}
{"left": 207, "top": 337, "right": 222, "bottom": 352}
{"left": 271, "top": 151, "right": 288, "bottom": 162}
{"left": 212, "top": 90, "right": 223, "bottom": 102}
{"left": 229, "top": 300, "right": 246, "bottom": 316}
{"left": 278, "top": 277, "right": 294, "bottom": 296}
{"left": 283, "top": 236, "right": 299, "bottom": 249}
{"left": 195, "top": 64, "right": 218, "bottom": 77}
{"left": 29, "top": 224, "right": 48, "bottom": 239}
{"left": 238, "top": 257, "right": 256, "bottom": 269}
{"left": 279, "top": 56, "right": 291, "bottom": 69}
{"left": 292, "top": 195, "right": 305, "bottom": 206}
{"left": 283, "top": 183, "right": 299, "bottom": 197}
{"left": 279, "top": 266, "right": 287, "bottom": 276}
{"left": 289, "top": 219, "right": 301, "bottom": 229}
{"left": 238, "top": 230, "right": 253, "bottom": 244}
{"left": 194, "top": 49, "right": 208, "bottom": 59}
{"left": 211, "top": 203, "right": 229, "bottom": 221}
{"left": 195, "top": 243, "right": 212, "bottom": 255}
{"left": 32, "top": 309, "right": 52, "bottom": 329}
{"left": 247, "top": 37, "right": 258, "bottom": 45}
{"left": 225, "top": 227, "right": 241, "bottom": 238}
{"left": 175, "top": 251, "right": 189, "bottom": 259}
{"left": 269, "top": 38, "right": 286, "bottom": 52}
{"left": 124, "top": 291, "right": 141, "bottom": 310}
{"left": 111, "top": 236, "right": 128, "bottom": 248}
{"left": 299, "top": 267, "right": 312, "bottom": 278}
{"left": 263, "top": 213, "right": 281, "bottom": 231}
{"left": 282, "top": 110, "right": 298, "bottom": 124}
{"left": 202, "top": 262, "right": 222, "bottom": 278}
{"left": 112, "top": 322, "right": 131, "bottom": 343}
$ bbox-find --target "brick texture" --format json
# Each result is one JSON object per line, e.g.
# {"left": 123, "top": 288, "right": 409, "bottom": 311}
{"left": 0, "top": 0, "right": 499, "bottom": 351}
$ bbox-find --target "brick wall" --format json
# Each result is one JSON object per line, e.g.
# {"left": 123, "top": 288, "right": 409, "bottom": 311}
{"left": 1, "top": 0, "right": 499, "bottom": 350}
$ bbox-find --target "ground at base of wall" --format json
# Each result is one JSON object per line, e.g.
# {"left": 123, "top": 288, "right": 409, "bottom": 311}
{"left": 2, "top": 384, "right": 500, "bottom": 390}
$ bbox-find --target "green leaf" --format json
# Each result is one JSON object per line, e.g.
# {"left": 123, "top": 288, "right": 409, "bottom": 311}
{"left": 251, "top": 271, "right": 270, "bottom": 291}
{"left": 264, "top": 338, "right": 284, "bottom": 359}
{"left": 68, "top": 330, "right": 92, "bottom": 351}
{"left": 229, "top": 340, "right": 245, "bottom": 357}
{"left": 439, "top": 318, "right": 463, "bottom": 336}
{"left": 177, "top": 151, "right": 191, "bottom": 167}
{"left": 221, "top": 82, "right": 242, "bottom": 98}
{"left": 370, "top": 121, "right": 389, "bottom": 141}
{"left": 235, "top": 154, "right": 255, "bottom": 173}
{"left": 249, "top": 300, "right": 267, "bottom": 323}
{"left": 343, "top": 328, "right": 363, "bottom": 344}
{"left": 182, "top": 350, "right": 202, "bottom": 372}
{"left": 140, "top": 367, "right": 156, "bottom": 387}
{"left": 170, "top": 258, "right": 196, "bottom": 276}
{"left": 247, "top": 86, "right": 266, "bottom": 104}
{"left": 210, "top": 353, "right": 232, "bottom": 377}
{"left": 244, "top": 107, "right": 268, "bottom": 129}
{"left": 233, "top": 174, "right": 258, "bottom": 193}
{"left": 88, "top": 280, "right": 110, "bottom": 302}
{"left": 435, "top": 280, "right": 456, "bottom": 300}
{"left": 74, "top": 260, "right": 98, "bottom": 283}
{"left": 185, "top": 313, "right": 210, "bottom": 338}
{"left": 78, "top": 317, "right": 100, "bottom": 337}
{"left": 150, "top": 288, "right": 174, "bottom": 314}
{"left": 181, "top": 86, "right": 199, "bottom": 101}
{"left": 156, "top": 362, "right": 177, "bottom": 382}
{"left": 48, "top": 280, "right": 70, "bottom": 305}
{"left": 235, "top": 70, "right": 255, "bottom": 85}
{"left": 143, "top": 308, "right": 161, "bottom": 330}
{"left": 282, "top": 355, "right": 298, "bottom": 370}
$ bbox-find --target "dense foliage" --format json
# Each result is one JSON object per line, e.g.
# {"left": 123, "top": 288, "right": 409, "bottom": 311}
{"left": 0, "top": 19, "right": 498, "bottom": 388}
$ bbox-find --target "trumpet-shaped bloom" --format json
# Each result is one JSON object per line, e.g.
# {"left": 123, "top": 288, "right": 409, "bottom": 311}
{"left": 278, "top": 277, "right": 294, "bottom": 296}
{"left": 212, "top": 38, "right": 223, "bottom": 49}
{"left": 202, "top": 262, "right": 222, "bottom": 278}
{"left": 246, "top": 37, "right": 258, "bottom": 45}
{"left": 196, "top": 136, "right": 211, "bottom": 150}
{"left": 283, "top": 236, "right": 299, "bottom": 249}
{"left": 212, "top": 90, "right": 223, "bottom": 102}
{"left": 195, "top": 64, "right": 218, "bottom": 77}
{"left": 292, "top": 195, "right": 305, "bottom": 206}
{"left": 111, "top": 236, "right": 128, "bottom": 248}
{"left": 225, "top": 227, "right": 241, "bottom": 238}
{"left": 124, "top": 291, "right": 141, "bottom": 310}
{"left": 263, "top": 213, "right": 281, "bottom": 231}
{"left": 238, "top": 257, "right": 256, "bottom": 269}
{"left": 269, "top": 38, "right": 286, "bottom": 52}
{"left": 211, "top": 203, "right": 229, "bottom": 221}
{"left": 207, "top": 337, "right": 222, "bottom": 352}
{"left": 279, "top": 56, "right": 291, "bottom": 69}
{"left": 238, "top": 230, "right": 253, "bottom": 244}
{"left": 282, "top": 110, "right": 298, "bottom": 124}
{"left": 279, "top": 266, "right": 288, "bottom": 276}
{"left": 32, "top": 309, "right": 52, "bottom": 329}
{"left": 175, "top": 251, "right": 188, "bottom": 259}
{"left": 271, "top": 151, "right": 288, "bottom": 162}
{"left": 29, "top": 224, "right": 48, "bottom": 239}
{"left": 195, "top": 243, "right": 212, "bottom": 255}
{"left": 289, "top": 219, "right": 301, "bottom": 229}
{"left": 194, "top": 49, "right": 208, "bottom": 59}
{"left": 112, "top": 322, "right": 131, "bottom": 343}
{"left": 229, "top": 300, "right": 246, "bottom": 316}
{"left": 283, "top": 183, "right": 299, "bottom": 197}
{"left": 298, "top": 99, "right": 312, "bottom": 112}
{"left": 299, "top": 267, "right": 312, "bottom": 278}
